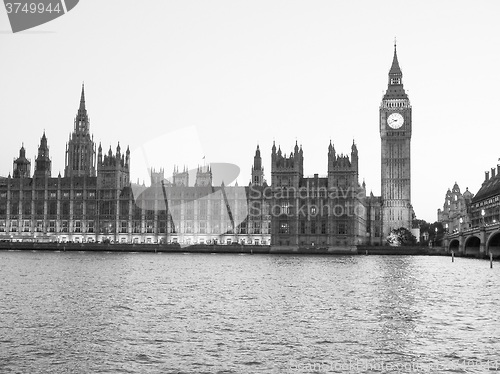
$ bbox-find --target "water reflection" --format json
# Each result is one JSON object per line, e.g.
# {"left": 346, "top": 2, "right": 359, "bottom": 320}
{"left": 0, "top": 252, "right": 499, "bottom": 373}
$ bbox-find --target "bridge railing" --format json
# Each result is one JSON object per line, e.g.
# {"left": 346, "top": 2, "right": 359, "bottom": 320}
{"left": 445, "top": 221, "right": 500, "bottom": 240}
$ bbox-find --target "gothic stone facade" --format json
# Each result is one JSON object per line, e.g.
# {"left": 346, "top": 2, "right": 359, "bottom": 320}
{"left": 0, "top": 86, "right": 271, "bottom": 245}
{"left": 267, "top": 140, "right": 383, "bottom": 247}
{"left": 0, "top": 44, "right": 412, "bottom": 246}
{"left": 437, "top": 182, "right": 473, "bottom": 233}
{"left": 469, "top": 165, "right": 500, "bottom": 228}
{"left": 380, "top": 44, "right": 413, "bottom": 237}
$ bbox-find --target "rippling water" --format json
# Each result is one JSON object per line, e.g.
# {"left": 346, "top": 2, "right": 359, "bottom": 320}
{"left": 1, "top": 251, "right": 499, "bottom": 373}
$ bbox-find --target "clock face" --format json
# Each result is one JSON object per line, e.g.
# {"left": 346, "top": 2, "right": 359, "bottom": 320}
{"left": 387, "top": 112, "right": 404, "bottom": 129}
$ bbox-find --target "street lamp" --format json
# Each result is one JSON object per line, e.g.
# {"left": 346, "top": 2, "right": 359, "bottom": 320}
{"left": 481, "top": 209, "right": 486, "bottom": 227}
{"left": 459, "top": 217, "right": 463, "bottom": 233}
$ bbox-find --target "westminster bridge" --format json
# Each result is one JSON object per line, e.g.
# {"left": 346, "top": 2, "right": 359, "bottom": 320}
{"left": 445, "top": 221, "right": 500, "bottom": 257}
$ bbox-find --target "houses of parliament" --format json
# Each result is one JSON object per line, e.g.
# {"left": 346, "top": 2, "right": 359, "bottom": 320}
{"left": 0, "top": 44, "right": 413, "bottom": 247}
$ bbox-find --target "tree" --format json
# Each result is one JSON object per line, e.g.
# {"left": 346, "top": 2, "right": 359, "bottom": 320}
{"left": 412, "top": 218, "right": 444, "bottom": 246}
{"left": 386, "top": 227, "right": 417, "bottom": 246}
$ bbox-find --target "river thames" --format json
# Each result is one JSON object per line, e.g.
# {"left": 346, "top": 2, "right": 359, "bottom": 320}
{"left": 0, "top": 251, "right": 499, "bottom": 373}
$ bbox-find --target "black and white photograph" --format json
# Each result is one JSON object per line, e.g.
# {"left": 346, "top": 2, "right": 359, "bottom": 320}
{"left": 1, "top": 1, "right": 500, "bottom": 373}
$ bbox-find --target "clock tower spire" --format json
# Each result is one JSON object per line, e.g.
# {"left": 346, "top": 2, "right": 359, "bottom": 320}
{"left": 380, "top": 42, "right": 413, "bottom": 238}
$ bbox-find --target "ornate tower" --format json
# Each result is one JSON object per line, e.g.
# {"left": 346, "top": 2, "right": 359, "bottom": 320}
{"left": 327, "top": 140, "right": 359, "bottom": 189}
{"left": 13, "top": 144, "right": 31, "bottom": 178}
{"left": 380, "top": 42, "right": 412, "bottom": 237}
{"left": 172, "top": 166, "right": 189, "bottom": 186}
{"left": 150, "top": 168, "right": 164, "bottom": 185}
{"left": 34, "top": 131, "right": 51, "bottom": 178}
{"left": 251, "top": 145, "right": 264, "bottom": 186}
{"left": 270, "top": 141, "right": 303, "bottom": 246}
{"left": 97, "top": 143, "right": 130, "bottom": 189}
{"left": 64, "top": 84, "right": 96, "bottom": 178}
{"left": 271, "top": 141, "right": 303, "bottom": 188}
{"left": 195, "top": 165, "right": 212, "bottom": 187}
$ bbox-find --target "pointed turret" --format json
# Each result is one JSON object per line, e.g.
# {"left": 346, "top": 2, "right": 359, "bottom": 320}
{"left": 75, "top": 83, "right": 89, "bottom": 132}
{"left": 79, "top": 83, "right": 86, "bottom": 110}
{"left": 13, "top": 144, "right": 31, "bottom": 178}
{"left": 351, "top": 140, "right": 359, "bottom": 176}
{"left": 251, "top": 144, "right": 264, "bottom": 186}
{"left": 389, "top": 42, "right": 402, "bottom": 77}
{"left": 40, "top": 131, "right": 48, "bottom": 148}
{"left": 383, "top": 41, "right": 408, "bottom": 100}
{"left": 34, "top": 131, "right": 51, "bottom": 178}
{"left": 328, "top": 140, "right": 335, "bottom": 157}
{"left": 351, "top": 140, "right": 358, "bottom": 155}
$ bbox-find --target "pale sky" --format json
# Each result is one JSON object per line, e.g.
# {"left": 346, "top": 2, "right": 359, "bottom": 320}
{"left": 1, "top": 0, "right": 499, "bottom": 223}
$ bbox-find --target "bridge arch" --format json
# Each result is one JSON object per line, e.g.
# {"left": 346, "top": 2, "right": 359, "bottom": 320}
{"left": 486, "top": 230, "right": 500, "bottom": 257}
{"left": 464, "top": 235, "right": 481, "bottom": 257}
{"left": 449, "top": 239, "right": 460, "bottom": 253}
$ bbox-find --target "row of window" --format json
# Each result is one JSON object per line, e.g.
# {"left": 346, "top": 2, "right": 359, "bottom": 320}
{"left": 0, "top": 220, "right": 271, "bottom": 235}
{"left": 0, "top": 202, "right": 265, "bottom": 218}
{"left": 473, "top": 196, "right": 500, "bottom": 209}
{"left": 278, "top": 221, "right": 349, "bottom": 235}
{"left": 1, "top": 191, "right": 96, "bottom": 199}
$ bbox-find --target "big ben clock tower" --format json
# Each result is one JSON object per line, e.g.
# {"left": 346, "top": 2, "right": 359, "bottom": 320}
{"left": 380, "top": 42, "right": 412, "bottom": 238}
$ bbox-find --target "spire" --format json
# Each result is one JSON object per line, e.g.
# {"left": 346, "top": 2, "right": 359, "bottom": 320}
{"left": 35, "top": 131, "right": 51, "bottom": 178}
{"left": 389, "top": 40, "right": 402, "bottom": 76}
{"left": 79, "top": 83, "right": 86, "bottom": 111}
{"left": 41, "top": 130, "right": 47, "bottom": 146}
{"left": 74, "top": 83, "right": 90, "bottom": 133}
{"left": 38, "top": 132, "right": 48, "bottom": 151}
{"left": 294, "top": 140, "right": 299, "bottom": 154}
{"left": 384, "top": 40, "right": 407, "bottom": 99}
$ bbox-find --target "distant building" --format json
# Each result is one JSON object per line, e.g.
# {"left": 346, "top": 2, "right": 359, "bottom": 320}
{"left": 0, "top": 86, "right": 270, "bottom": 245}
{"left": 0, "top": 43, "right": 415, "bottom": 247}
{"left": 437, "top": 183, "right": 473, "bottom": 233}
{"left": 269, "top": 140, "right": 369, "bottom": 247}
{"left": 469, "top": 164, "right": 500, "bottom": 227}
